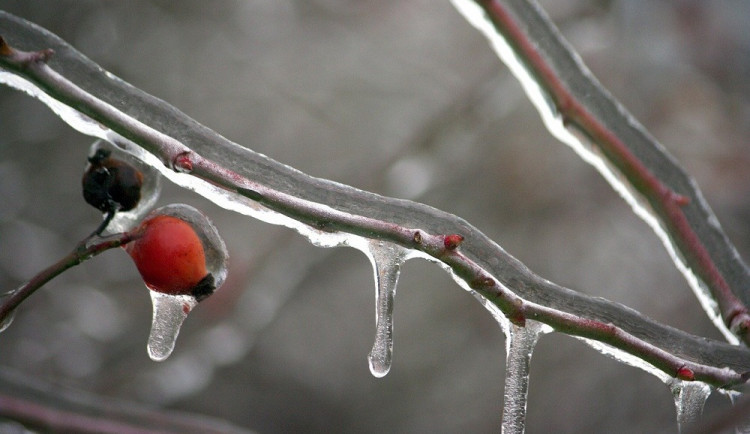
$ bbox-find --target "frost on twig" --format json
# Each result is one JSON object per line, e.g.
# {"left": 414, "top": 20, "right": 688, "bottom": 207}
{"left": 0, "top": 11, "right": 749, "bottom": 391}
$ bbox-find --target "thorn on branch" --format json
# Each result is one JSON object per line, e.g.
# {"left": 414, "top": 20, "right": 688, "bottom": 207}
{"left": 443, "top": 234, "right": 464, "bottom": 250}
{"left": 676, "top": 366, "right": 695, "bottom": 381}
{"left": 669, "top": 190, "right": 691, "bottom": 207}
{"left": 172, "top": 151, "right": 194, "bottom": 173}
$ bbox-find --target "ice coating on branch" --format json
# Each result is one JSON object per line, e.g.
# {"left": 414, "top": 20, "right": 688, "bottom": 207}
{"left": 670, "top": 380, "right": 711, "bottom": 433}
{"left": 449, "top": 0, "right": 735, "bottom": 343}
{"left": 578, "top": 334, "right": 720, "bottom": 430}
{"left": 0, "top": 292, "right": 16, "bottom": 332}
{"left": 502, "top": 320, "right": 545, "bottom": 434}
{"left": 364, "top": 240, "right": 408, "bottom": 378}
{"left": 0, "top": 72, "right": 359, "bottom": 253}
{"left": 577, "top": 337, "right": 671, "bottom": 384}
{"left": 148, "top": 292, "right": 197, "bottom": 361}
{"left": 0, "top": 311, "right": 13, "bottom": 332}
{"left": 87, "top": 140, "right": 162, "bottom": 234}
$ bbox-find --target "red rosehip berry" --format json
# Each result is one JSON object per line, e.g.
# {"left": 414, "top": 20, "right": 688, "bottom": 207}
{"left": 82, "top": 148, "right": 144, "bottom": 213}
{"left": 126, "top": 214, "right": 212, "bottom": 298}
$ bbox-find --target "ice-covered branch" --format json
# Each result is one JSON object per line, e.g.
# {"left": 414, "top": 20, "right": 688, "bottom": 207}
{"left": 0, "top": 11, "right": 748, "bottom": 391}
{"left": 451, "top": 0, "right": 750, "bottom": 345}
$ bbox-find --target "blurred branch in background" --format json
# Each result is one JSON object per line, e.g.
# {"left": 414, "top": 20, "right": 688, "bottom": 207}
{"left": 0, "top": 366, "right": 252, "bottom": 434}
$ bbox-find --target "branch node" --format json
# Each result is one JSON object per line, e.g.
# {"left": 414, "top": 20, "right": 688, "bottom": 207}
{"left": 32, "top": 48, "right": 54, "bottom": 64}
{"left": 469, "top": 276, "right": 496, "bottom": 290}
{"left": 728, "top": 310, "right": 750, "bottom": 336}
{"left": 508, "top": 300, "right": 526, "bottom": 327}
{"left": 237, "top": 187, "right": 263, "bottom": 202}
{"left": 413, "top": 231, "right": 422, "bottom": 245}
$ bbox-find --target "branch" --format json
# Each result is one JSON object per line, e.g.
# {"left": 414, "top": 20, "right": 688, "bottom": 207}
{"left": 0, "top": 230, "right": 134, "bottom": 324}
{"left": 0, "top": 366, "right": 252, "bottom": 433}
{"left": 0, "top": 12, "right": 748, "bottom": 388}
{"left": 452, "top": 0, "right": 750, "bottom": 344}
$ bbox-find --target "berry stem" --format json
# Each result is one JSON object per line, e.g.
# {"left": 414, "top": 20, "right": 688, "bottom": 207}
{"left": 90, "top": 208, "right": 117, "bottom": 237}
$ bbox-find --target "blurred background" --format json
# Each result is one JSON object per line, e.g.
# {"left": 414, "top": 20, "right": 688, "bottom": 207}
{"left": 1, "top": 0, "right": 749, "bottom": 432}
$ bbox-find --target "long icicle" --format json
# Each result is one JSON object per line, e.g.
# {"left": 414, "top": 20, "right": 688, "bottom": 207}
{"left": 365, "top": 240, "right": 407, "bottom": 378}
{"left": 670, "top": 380, "right": 711, "bottom": 433}
{"left": 502, "top": 320, "right": 545, "bottom": 434}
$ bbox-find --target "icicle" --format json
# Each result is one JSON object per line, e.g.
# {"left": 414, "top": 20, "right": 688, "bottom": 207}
{"left": 729, "top": 393, "right": 750, "bottom": 434}
{"left": 147, "top": 292, "right": 198, "bottom": 361}
{"left": 502, "top": 320, "right": 545, "bottom": 434}
{"left": 722, "top": 390, "right": 750, "bottom": 433}
{"left": 364, "top": 240, "right": 408, "bottom": 378}
{"left": 0, "top": 312, "right": 14, "bottom": 332}
{"left": 670, "top": 380, "right": 711, "bottom": 433}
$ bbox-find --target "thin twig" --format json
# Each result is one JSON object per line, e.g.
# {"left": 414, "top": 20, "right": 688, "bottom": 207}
{"left": 0, "top": 230, "right": 134, "bottom": 324}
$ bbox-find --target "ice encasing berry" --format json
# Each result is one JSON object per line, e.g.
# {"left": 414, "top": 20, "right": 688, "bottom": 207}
{"left": 82, "top": 148, "right": 143, "bottom": 212}
{"left": 126, "top": 215, "right": 208, "bottom": 295}
{"left": 125, "top": 204, "right": 228, "bottom": 301}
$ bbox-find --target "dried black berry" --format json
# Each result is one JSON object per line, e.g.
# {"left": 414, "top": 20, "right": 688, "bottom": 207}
{"left": 82, "top": 148, "right": 143, "bottom": 213}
